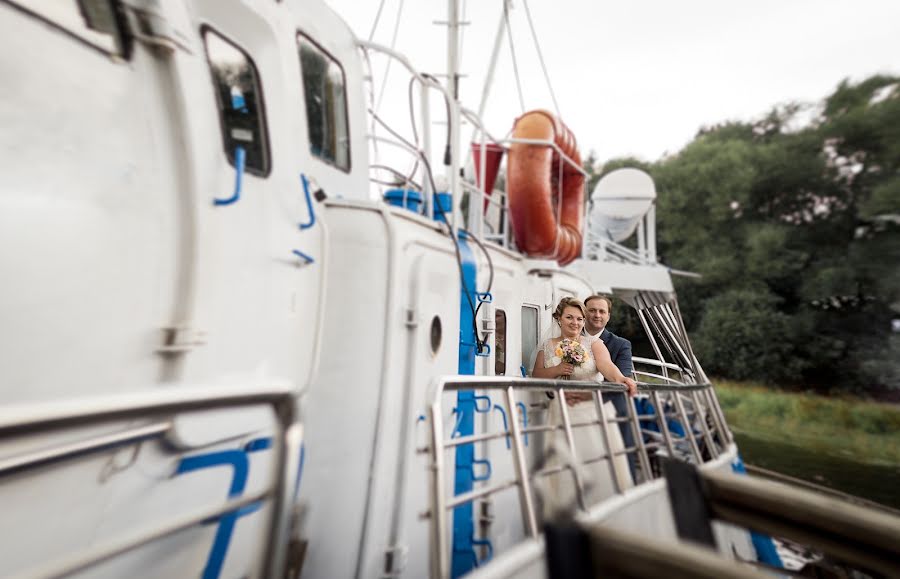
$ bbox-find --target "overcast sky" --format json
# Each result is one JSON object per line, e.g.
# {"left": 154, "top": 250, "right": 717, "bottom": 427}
{"left": 324, "top": 0, "right": 900, "bottom": 164}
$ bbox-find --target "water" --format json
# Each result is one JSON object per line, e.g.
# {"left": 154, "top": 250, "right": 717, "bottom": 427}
{"left": 733, "top": 431, "right": 900, "bottom": 511}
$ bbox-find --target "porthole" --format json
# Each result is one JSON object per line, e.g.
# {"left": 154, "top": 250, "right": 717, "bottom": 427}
{"left": 430, "top": 316, "right": 442, "bottom": 355}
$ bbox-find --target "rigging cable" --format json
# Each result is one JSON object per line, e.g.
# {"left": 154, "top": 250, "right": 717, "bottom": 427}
{"left": 503, "top": 0, "right": 526, "bottom": 114}
{"left": 367, "top": 0, "right": 388, "bottom": 41}
{"left": 522, "top": 0, "right": 561, "bottom": 119}
{"left": 375, "top": 0, "right": 407, "bottom": 113}
{"left": 369, "top": 107, "right": 490, "bottom": 353}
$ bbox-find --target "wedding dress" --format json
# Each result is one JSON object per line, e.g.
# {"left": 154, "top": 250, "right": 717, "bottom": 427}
{"left": 539, "top": 335, "right": 633, "bottom": 515}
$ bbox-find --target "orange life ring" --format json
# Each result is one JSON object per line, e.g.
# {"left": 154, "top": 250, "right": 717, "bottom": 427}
{"left": 507, "top": 110, "right": 584, "bottom": 265}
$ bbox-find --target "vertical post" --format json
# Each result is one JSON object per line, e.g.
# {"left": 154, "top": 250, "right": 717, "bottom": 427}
{"left": 556, "top": 389, "right": 587, "bottom": 511}
{"left": 505, "top": 387, "right": 539, "bottom": 537}
{"left": 262, "top": 402, "right": 302, "bottom": 579}
{"left": 691, "top": 390, "right": 719, "bottom": 460}
{"left": 428, "top": 399, "right": 449, "bottom": 579}
{"left": 646, "top": 204, "right": 657, "bottom": 262}
{"left": 651, "top": 390, "right": 677, "bottom": 460}
{"left": 636, "top": 218, "right": 646, "bottom": 260}
{"left": 421, "top": 81, "right": 433, "bottom": 219}
{"left": 446, "top": 0, "right": 461, "bottom": 235}
{"left": 624, "top": 390, "right": 653, "bottom": 483}
{"left": 672, "top": 391, "right": 702, "bottom": 463}
{"left": 591, "top": 388, "right": 622, "bottom": 494}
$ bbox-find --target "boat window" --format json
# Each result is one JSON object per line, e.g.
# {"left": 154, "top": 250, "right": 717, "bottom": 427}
{"left": 521, "top": 306, "right": 539, "bottom": 375}
{"left": 495, "top": 309, "right": 507, "bottom": 375}
{"left": 7, "top": 0, "right": 127, "bottom": 56}
{"left": 297, "top": 34, "right": 350, "bottom": 171}
{"left": 203, "top": 28, "right": 271, "bottom": 176}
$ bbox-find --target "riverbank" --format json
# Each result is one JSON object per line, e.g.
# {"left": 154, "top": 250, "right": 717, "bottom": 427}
{"left": 714, "top": 380, "right": 900, "bottom": 465}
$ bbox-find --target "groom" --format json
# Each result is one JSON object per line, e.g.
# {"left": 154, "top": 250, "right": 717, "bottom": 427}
{"left": 583, "top": 294, "right": 637, "bottom": 477}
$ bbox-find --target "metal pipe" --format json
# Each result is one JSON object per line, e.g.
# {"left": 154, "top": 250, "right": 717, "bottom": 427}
{"left": 0, "top": 421, "right": 170, "bottom": 477}
{"left": 505, "top": 387, "right": 539, "bottom": 537}
{"left": 556, "top": 390, "right": 587, "bottom": 510}
{"left": 650, "top": 391, "right": 677, "bottom": 460}
{"left": 690, "top": 390, "right": 719, "bottom": 459}
{"left": 703, "top": 469, "right": 900, "bottom": 577}
{"left": 591, "top": 390, "right": 622, "bottom": 494}
{"left": 671, "top": 392, "right": 702, "bottom": 463}
{"left": 21, "top": 490, "right": 272, "bottom": 579}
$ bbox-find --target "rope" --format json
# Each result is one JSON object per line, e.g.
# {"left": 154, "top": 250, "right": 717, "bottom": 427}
{"left": 522, "top": 0, "right": 561, "bottom": 118}
{"left": 503, "top": 0, "right": 526, "bottom": 113}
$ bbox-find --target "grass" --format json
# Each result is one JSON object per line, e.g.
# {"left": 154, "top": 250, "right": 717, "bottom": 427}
{"left": 713, "top": 379, "right": 900, "bottom": 465}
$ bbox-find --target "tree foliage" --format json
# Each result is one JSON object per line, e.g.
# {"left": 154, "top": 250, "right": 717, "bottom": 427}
{"left": 603, "top": 75, "right": 900, "bottom": 393}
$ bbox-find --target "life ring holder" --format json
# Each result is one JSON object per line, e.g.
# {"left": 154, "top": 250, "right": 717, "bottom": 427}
{"left": 506, "top": 110, "right": 585, "bottom": 265}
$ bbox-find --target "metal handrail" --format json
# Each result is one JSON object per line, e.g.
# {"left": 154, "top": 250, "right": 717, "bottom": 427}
{"left": 424, "top": 375, "right": 723, "bottom": 578}
{"left": 703, "top": 469, "right": 900, "bottom": 577}
{"left": 0, "top": 385, "right": 300, "bottom": 579}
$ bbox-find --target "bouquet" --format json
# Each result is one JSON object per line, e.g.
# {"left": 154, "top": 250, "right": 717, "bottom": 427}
{"left": 555, "top": 338, "right": 587, "bottom": 379}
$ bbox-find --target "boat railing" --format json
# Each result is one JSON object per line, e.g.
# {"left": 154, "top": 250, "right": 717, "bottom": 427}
{"left": 422, "top": 375, "right": 729, "bottom": 578}
{"left": 0, "top": 386, "right": 301, "bottom": 579}
{"left": 559, "top": 461, "right": 900, "bottom": 578}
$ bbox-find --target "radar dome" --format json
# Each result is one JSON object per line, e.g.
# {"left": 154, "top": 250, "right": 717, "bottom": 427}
{"left": 588, "top": 168, "right": 656, "bottom": 243}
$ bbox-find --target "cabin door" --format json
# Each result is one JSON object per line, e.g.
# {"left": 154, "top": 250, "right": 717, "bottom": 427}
{"left": 183, "top": 1, "right": 321, "bottom": 390}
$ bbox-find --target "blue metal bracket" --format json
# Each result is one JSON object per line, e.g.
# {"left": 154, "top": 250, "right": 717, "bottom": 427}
{"left": 214, "top": 146, "right": 246, "bottom": 206}
{"left": 298, "top": 173, "right": 317, "bottom": 230}
{"left": 475, "top": 292, "right": 493, "bottom": 304}
{"left": 475, "top": 343, "right": 491, "bottom": 357}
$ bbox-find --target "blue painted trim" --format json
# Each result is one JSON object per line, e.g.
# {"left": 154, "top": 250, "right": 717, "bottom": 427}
{"left": 471, "top": 538, "right": 494, "bottom": 565}
{"left": 244, "top": 437, "right": 272, "bottom": 452}
{"left": 292, "top": 249, "right": 315, "bottom": 264}
{"left": 732, "top": 456, "right": 784, "bottom": 568}
{"left": 493, "top": 405, "right": 510, "bottom": 450}
{"left": 470, "top": 458, "right": 492, "bottom": 482}
{"left": 175, "top": 449, "right": 252, "bottom": 579}
{"left": 451, "top": 234, "right": 479, "bottom": 578}
{"left": 298, "top": 173, "right": 317, "bottom": 230}
{"left": 294, "top": 443, "right": 305, "bottom": 500}
{"left": 213, "top": 146, "right": 246, "bottom": 206}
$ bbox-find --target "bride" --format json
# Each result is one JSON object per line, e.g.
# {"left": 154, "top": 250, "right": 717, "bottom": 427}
{"left": 531, "top": 296, "right": 637, "bottom": 512}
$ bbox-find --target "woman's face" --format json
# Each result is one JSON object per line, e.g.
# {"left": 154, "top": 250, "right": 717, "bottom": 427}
{"left": 559, "top": 306, "right": 584, "bottom": 338}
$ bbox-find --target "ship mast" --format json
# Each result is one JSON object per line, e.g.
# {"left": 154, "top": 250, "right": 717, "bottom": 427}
{"left": 445, "top": 0, "right": 461, "bottom": 233}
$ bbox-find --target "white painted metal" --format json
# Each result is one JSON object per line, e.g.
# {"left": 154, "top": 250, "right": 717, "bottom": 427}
{"left": 0, "top": 1, "right": 751, "bottom": 578}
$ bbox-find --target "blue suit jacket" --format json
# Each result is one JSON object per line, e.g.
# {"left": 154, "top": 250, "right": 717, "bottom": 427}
{"left": 600, "top": 329, "right": 633, "bottom": 378}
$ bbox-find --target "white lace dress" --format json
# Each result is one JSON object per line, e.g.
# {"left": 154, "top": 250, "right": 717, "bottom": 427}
{"left": 539, "top": 336, "right": 633, "bottom": 514}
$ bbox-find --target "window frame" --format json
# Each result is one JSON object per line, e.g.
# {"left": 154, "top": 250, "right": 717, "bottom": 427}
{"left": 201, "top": 24, "right": 272, "bottom": 178}
{"left": 521, "top": 304, "right": 540, "bottom": 376}
{"left": 2, "top": 0, "right": 131, "bottom": 58}
{"left": 494, "top": 309, "right": 507, "bottom": 376}
{"left": 296, "top": 31, "right": 352, "bottom": 173}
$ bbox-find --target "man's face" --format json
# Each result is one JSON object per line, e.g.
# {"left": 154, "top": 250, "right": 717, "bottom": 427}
{"left": 585, "top": 298, "right": 610, "bottom": 334}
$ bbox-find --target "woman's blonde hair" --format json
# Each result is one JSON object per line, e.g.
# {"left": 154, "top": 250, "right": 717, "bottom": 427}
{"left": 552, "top": 297, "right": 586, "bottom": 321}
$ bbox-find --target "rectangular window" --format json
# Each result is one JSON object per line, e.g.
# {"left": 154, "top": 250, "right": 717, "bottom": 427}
{"left": 203, "top": 28, "right": 270, "bottom": 176}
{"left": 298, "top": 34, "right": 350, "bottom": 171}
{"left": 495, "top": 309, "right": 507, "bottom": 376}
{"left": 8, "top": 0, "right": 126, "bottom": 55}
{"left": 521, "top": 306, "right": 539, "bottom": 376}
